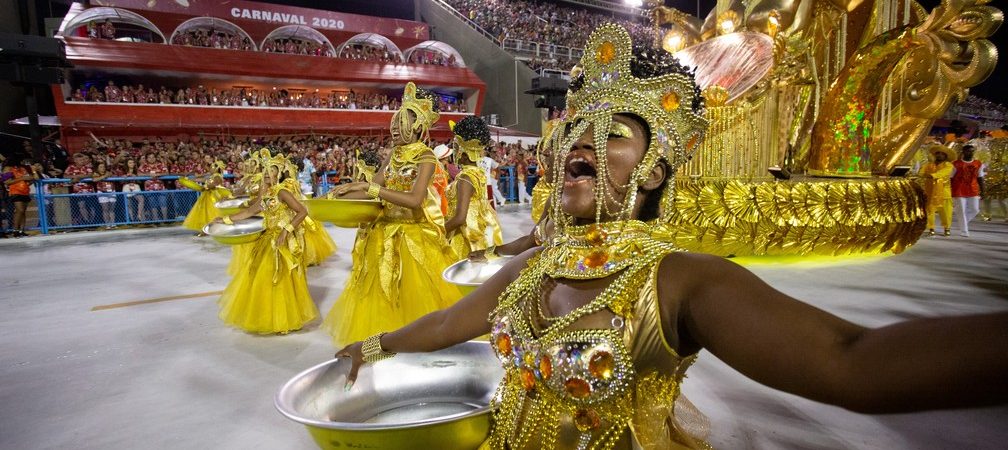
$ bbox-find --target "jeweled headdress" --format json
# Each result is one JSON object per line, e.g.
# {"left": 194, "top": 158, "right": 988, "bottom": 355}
{"left": 395, "top": 82, "right": 440, "bottom": 142}
{"left": 262, "top": 151, "right": 297, "bottom": 181}
{"left": 553, "top": 23, "right": 707, "bottom": 225}
{"left": 450, "top": 116, "right": 490, "bottom": 163}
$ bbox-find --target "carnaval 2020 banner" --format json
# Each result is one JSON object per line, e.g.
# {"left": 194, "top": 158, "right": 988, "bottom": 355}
{"left": 100, "top": 0, "right": 429, "bottom": 39}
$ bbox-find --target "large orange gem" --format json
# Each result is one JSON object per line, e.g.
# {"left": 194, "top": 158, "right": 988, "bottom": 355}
{"left": 584, "top": 225, "right": 607, "bottom": 246}
{"left": 520, "top": 368, "right": 536, "bottom": 391}
{"left": 588, "top": 351, "right": 615, "bottom": 380}
{"left": 583, "top": 250, "right": 609, "bottom": 269}
{"left": 539, "top": 355, "right": 553, "bottom": 380}
{"left": 574, "top": 408, "right": 601, "bottom": 431}
{"left": 495, "top": 333, "right": 512, "bottom": 357}
{"left": 564, "top": 377, "right": 592, "bottom": 398}
{"left": 661, "top": 91, "right": 680, "bottom": 112}
{"left": 596, "top": 41, "right": 616, "bottom": 64}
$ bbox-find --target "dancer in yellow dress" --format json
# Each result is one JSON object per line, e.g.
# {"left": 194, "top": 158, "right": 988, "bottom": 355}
{"left": 214, "top": 153, "right": 318, "bottom": 334}
{"left": 324, "top": 81, "right": 462, "bottom": 346}
{"left": 921, "top": 145, "right": 956, "bottom": 236}
{"left": 182, "top": 160, "right": 231, "bottom": 234}
{"left": 227, "top": 154, "right": 264, "bottom": 277}
{"left": 445, "top": 116, "right": 503, "bottom": 260}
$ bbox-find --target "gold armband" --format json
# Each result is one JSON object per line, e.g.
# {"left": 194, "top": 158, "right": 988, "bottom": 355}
{"left": 362, "top": 332, "right": 396, "bottom": 363}
{"left": 367, "top": 183, "right": 381, "bottom": 199}
{"left": 222, "top": 216, "right": 234, "bottom": 225}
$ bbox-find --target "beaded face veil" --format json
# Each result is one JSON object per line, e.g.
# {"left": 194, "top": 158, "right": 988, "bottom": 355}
{"left": 393, "top": 82, "right": 440, "bottom": 144}
{"left": 550, "top": 24, "right": 707, "bottom": 231}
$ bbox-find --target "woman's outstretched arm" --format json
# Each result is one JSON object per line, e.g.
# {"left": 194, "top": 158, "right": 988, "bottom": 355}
{"left": 336, "top": 248, "right": 539, "bottom": 384}
{"left": 664, "top": 253, "right": 1008, "bottom": 413}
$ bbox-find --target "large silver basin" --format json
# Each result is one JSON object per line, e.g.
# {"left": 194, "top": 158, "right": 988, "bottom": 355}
{"left": 215, "top": 196, "right": 250, "bottom": 215}
{"left": 203, "top": 217, "right": 264, "bottom": 245}
{"left": 275, "top": 341, "right": 503, "bottom": 450}
{"left": 442, "top": 256, "right": 514, "bottom": 295}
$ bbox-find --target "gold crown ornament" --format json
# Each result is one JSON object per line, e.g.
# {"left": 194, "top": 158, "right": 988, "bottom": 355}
{"left": 395, "top": 82, "right": 440, "bottom": 141}
{"left": 212, "top": 160, "right": 227, "bottom": 173}
{"left": 553, "top": 23, "right": 708, "bottom": 225}
{"left": 262, "top": 151, "right": 298, "bottom": 182}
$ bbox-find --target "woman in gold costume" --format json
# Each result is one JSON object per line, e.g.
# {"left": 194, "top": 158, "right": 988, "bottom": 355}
{"left": 336, "top": 25, "right": 1008, "bottom": 449}
{"left": 445, "top": 116, "right": 503, "bottom": 260}
{"left": 214, "top": 153, "right": 318, "bottom": 334}
{"left": 182, "top": 160, "right": 231, "bottom": 235}
{"left": 324, "top": 82, "right": 462, "bottom": 346}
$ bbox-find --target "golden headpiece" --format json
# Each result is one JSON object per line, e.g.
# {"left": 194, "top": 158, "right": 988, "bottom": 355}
{"left": 262, "top": 151, "right": 297, "bottom": 182}
{"left": 395, "top": 82, "right": 440, "bottom": 142}
{"left": 449, "top": 117, "right": 490, "bottom": 163}
{"left": 553, "top": 23, "right": 707, "bottom": 224}
{"left": 212, "top": 160, "right": 226, "bottom": 173}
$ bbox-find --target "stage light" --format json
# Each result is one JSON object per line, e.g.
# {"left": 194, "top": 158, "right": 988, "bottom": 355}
{"left": 719, "top": 19, "right": 735, "bottom": 35}
{"left": 624, "top": 0, "right": 644, "bottom": 7}
{"left": 662, "top": 30, "right": 686, "bottom": 53}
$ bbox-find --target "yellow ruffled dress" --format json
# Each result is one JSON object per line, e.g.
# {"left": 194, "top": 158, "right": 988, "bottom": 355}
{"left": 447, "top": 166, "right": 503, "bottom": 260}
{"left": 218, "top": 182, "right": 319, "bottom": 334}
{"left": 182, "top": 177, "right": 232, "bottom": 231}
{"left": 300, "top": 216, "right": 336, "bottom": 266}
{"left": 323, "top": 142, "right": 463, "bottom": 346}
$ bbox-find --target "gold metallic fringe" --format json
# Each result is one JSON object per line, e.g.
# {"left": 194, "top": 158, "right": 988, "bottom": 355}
{"left": 661, "top": 178, "right": 927, "bottom": 256}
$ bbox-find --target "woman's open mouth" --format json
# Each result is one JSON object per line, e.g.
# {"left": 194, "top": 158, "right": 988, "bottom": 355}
{"left": 564, "top": 150, "right": 597, "bottom": 185}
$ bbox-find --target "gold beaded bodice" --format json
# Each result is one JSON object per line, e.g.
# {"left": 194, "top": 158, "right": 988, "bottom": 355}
{"left": 488, "top": 221, "right": 703, "bottom": 450}
{"left": 378, "top": 142, "right": 445, "bottom": 229}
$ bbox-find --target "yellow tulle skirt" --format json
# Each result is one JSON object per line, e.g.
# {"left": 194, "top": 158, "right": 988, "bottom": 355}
{"left": 218, "top": 231, "right": 319, "bottom": 334}
{"left": 183, "top": 187, "right": 231, "bottom": 231}
{"left": 323, "top": 220, "right": 462, "bottom": 346}
{"left": 301, "top": 217, "right": 336, "bottom": 266}
{"left": 226, "top": 243, "right": 250, "bottom": 276}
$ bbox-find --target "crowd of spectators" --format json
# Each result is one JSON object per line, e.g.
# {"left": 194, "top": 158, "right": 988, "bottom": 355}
{"left": 2, "top": 132, "right": 541, "bottom": 235}
{"left": 85, "top": 20, "right": 116, "bottom": 40}
{"left": 406, "top": 49, "right": 460, "bottom": 67}
{"left": 337, "top": 45, "right": 403, "bottom": 63}
{"left": 171, "top": 28, "right": 255, "bottom": 51}
{"left": 446, "top": 0, "right": 653, "bottom": 72}
{"left": 68, "top": 81, "right": 469, "bottom": 113}
{"left": 263, "top": 38, "right": 333, "bottom": 57}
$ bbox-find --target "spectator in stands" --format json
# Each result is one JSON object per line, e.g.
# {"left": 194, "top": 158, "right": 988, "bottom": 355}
{"left": 64, "top": 153, "right": 96, "bottom": 225}
{"left": 121, "top": 157, "right": 144, "bottom": 221}
{"left": 100, "top": 19, "right": 115, "bottom": 40}
{"left": 140, "top": 153, "right": 169, "bottom": 222}
{"left": 477, "top": 149, "right": 506, "bottom": 207}
{"left": 93, "top": 161, "right": 117, "bottom": 228}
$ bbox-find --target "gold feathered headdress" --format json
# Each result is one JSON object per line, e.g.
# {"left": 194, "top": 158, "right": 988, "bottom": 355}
{"left": 395, "top": 82, "right": 440, "bottom": 141}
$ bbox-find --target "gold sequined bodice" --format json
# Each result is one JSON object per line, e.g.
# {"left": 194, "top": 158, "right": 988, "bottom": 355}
{"left": 378, "top": 142, "right": 444, "bottom": 226}
{"left": 488, "top": 224, "right": 702, "bottom": 450}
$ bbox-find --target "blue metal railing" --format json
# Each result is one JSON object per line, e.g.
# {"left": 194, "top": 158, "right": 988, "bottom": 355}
{"left": 4, "top": 168, "right": 528, "bottom": 235}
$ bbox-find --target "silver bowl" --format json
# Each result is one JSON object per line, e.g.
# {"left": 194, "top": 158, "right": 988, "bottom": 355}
{"left": 442, "top": 256, "right": 514, "bottom": 295}
{"left": 275, "top": 341, "right": 503, "bottom": 450}
{"left": 202, "top": 216, "right": 264, "bottom": 245}
{"left": 215, "top": 196, "right": 250, "bottom": 216}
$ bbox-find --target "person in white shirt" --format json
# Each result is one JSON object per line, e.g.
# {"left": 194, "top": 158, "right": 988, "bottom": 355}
{"left": 298, "top": 155, "right": 316, "bottom": 197}
{"left": 477, "top": 154, "right": 506, "bottom": 207}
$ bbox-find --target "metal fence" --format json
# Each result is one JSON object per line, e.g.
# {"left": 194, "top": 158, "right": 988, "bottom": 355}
{"left": 2, "top": 170, "right": 533, "bottom": 235}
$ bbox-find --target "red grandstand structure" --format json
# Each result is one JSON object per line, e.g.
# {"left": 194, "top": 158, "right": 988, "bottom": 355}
{"left": 51, "top": 0, "right": 485, "bottom": 151}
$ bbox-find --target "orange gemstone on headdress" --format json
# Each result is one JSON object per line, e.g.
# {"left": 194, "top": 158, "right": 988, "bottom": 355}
{"left": 539, "top": 355, "right": 553, "bottom": 380}
{"left": 583, "top": 250, "right": 609, "bottom": 269}
{"left": 520, "top": 368, "right": 536, "bottom": 391}
{"left": 662, "top": 91, "right": 680, "bottom": 111}
{"left": 596, "top": 41, "right": 616, "bottom": 64}
{"left": 588, "top": 351, "right": 615, "bottom": 380}
{"left": 495, "top": 333, "right": 512, "bottom": 357}
{"left": 564, "top": 377, "right": 592, "bottom": 398}
{"left": 584, "top": 225, "right": 607, "bottom": 246}
{"left": 574, "top": 408, "right": 601, "bottom": 431}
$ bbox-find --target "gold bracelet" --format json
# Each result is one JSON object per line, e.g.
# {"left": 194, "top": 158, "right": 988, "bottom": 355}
{"left": 361, "top": 332, "right": 396, "bottom": 363}
{"left": 367, "top": 183, "right": 381, "bottom": 199}
{"left": 222, "top": 216, "right": 234, "bottom": 225}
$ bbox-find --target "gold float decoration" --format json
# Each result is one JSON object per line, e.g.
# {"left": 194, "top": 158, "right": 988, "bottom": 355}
{"left": 663, "top": 178, "right": 927, "bottom": 256}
